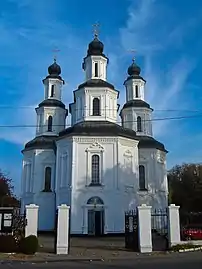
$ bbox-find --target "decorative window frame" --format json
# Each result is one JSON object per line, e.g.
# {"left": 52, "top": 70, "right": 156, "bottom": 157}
{"left": 60, "top": 152, "right": 69, "bottom": 188}
{"left": 90, "top": 95, "right": 101, "bottom": 116}
{"left": 138, "top": 162, "right": 148, "bottom": 191}
{"left": 123, "top": 150, "right": 133, "bottom": 172}
{"left": 42, "top": 166, "right": 52, "bottom": 192}
{"left": 137, "top": 116, "right": 142, "bottom": 132}
{"left": 41, "top": 159, "right": 55, "bottom": 192}
{"left": 24, "top": 161, "right": 32, "bottom": 193}
{"left": 85, "top": 142, "right": 104, "bottom": 186}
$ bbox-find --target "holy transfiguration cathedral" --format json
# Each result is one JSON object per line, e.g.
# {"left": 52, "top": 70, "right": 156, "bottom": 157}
{"left": 21, "top": 32, "right": 168, "bottom": 235}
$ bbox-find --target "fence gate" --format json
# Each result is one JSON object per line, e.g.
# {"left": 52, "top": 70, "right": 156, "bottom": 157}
{"left": 54, "top": 209, "right": 58, "bottom": 254}
{"left": 125, "top": 210, "right": 139, "bottom": 251}
{"left": 12, "top": 207, "right": 27, "bottom": 243}
{"left": 151, "top": 208, "right": 168, "bottom": 251}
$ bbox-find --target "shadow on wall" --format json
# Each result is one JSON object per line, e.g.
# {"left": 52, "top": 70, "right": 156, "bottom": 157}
{"left": 21, "top": 138, "right": 57, "bottom": 231}
{"left": 70, "top": 161, "right": 168, "bottom": 235}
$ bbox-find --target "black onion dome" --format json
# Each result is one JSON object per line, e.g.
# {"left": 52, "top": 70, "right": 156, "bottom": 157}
{"left": 128, "top": 61, "right": 141, "bottom": 76}
{"left": 48, "top": 59, "right": 61, "bottom": 75}
{"left": 87, "top": 37, "right": 104, "bottom": 56}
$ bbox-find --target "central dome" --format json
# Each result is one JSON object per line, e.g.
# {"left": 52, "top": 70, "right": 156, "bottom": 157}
{"left": 87, "top": 37, "right": 104, "bottom": 56}
{"left": 48, "top": 60, "right": 61, "bottom": 76}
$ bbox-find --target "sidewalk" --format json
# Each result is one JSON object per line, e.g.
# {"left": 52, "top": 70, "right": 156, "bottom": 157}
{"left": 1, "top": 250, "right": 202, "bottom": 264}
{"left": 0, "top": 235, "right": 201, "bottom": 264}
{"left": 0, "top": 250, "right": 172, "bottom": 264}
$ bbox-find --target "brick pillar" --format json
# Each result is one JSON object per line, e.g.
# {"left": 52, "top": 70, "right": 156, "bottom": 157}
{"left": 137, "top": 204, "right": 152, "bottom": 253}
{"left": 56, "top": 204, "right": 70, "bottom": 255}
{"left": 168, "top": 204, "right": 181, "bottom": 247}
{"left": 25, "top": 204, "right": 39, "bottom": 237}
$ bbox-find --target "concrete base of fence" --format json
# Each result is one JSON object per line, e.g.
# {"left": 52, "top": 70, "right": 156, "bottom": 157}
{"left": 140, "top": 245, "right": 153, "bottom": 253}
{"left": 179, "top": 246, "right": 202, "bottom": 252}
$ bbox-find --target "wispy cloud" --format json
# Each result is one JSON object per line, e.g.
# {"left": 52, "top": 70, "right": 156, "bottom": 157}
{"left": 118, "top": 0, "right": 198, "bottom": 138}
{"left": 0, "top": 0, "right": 201, "bottom": 176}
{"left": 0, "top": 0, "right": 87, "bottom": 146}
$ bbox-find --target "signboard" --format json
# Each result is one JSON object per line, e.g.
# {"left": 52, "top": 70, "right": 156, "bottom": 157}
{"left": 3, "top": 213, "right": 12, "bottom": 227}
{"left": 0, "top": 208, "right": 13, "bottom": 233}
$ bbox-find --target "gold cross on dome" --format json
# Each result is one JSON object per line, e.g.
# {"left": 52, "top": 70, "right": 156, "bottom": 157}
{"left": 92, "top": 22, "right": 100, "bottom": 38}
{"left": 52, "top": 47, "right": 60, "bottom": 62}
{"left": 128, "top": 49, "right": 137, "bottom": 63}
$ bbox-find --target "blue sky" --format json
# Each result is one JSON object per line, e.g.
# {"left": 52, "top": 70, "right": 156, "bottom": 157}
{"left": 1, "top": 0, "right": 202, "bottom": 196}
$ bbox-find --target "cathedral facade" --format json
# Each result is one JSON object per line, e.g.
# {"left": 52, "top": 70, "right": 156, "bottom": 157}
{"left": 20, "top": 34, "right": 168, "bottom": 235}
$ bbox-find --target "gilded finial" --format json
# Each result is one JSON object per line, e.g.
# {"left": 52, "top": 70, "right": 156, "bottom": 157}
{"left": 52, "top": 47, "right": 60, "bottom": 62}
{"left": 128, "top": 49, "right": 137, "bottom": 63}
{"left": 92, "top": 22, "right": 100, "bottom": 38}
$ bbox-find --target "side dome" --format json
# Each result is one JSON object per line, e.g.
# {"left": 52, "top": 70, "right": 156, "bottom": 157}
{"left": 87, "top": 37, "right": 104, "bottom": 56}
{"left": 127, "top": 61, "right": 141, "bottom": 76}
{"left": 48, "top": 59, "right": 61, "bottom": 75}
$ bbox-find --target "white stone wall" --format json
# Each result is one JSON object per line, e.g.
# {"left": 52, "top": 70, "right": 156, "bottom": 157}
{"left": 43, "top": 78, "right": 63, "bottom": 100}
{"left": 124, "top": 78, "right": 146, "bottom": 102}
{"left": 71, "top": 87, "right": 118, "bottom": 124}
{"left": 121, "top": 107, "right": 153, "bottom": 136}
{"left": 21, "top": 148, "right": 56, "bottom": 231}
{"left": 21, "top": 137, "right": 168, "bottom": 233}
{"left": 61, "top": 136, "right": 140, "bottom": 234}
{"left": 55, "top": 138, "right": 73, "bottom": 207}
{"left": 35, "top": 106, "right": 66, "bottom": 136}
{"left": 83, "top": 55, "right": 108, "bottom": 81}
{"left": 138, "top": 148, "right": 168, "bottom": 209}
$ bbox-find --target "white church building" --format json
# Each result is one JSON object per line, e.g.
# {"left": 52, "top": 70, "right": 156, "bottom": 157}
{"left": 21, "top": 33, "right": 168, "bottom": 235}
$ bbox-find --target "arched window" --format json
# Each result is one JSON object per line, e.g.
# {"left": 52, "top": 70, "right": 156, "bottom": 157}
{"left": 91, "top": 154, "right": 100, "bottom": 184}
{"left": 137, "top": 116, "right": 142, "bottom": 132}
{"left": 44, "top": 167, "right": 52, "bottom": 192}
{"left": 135, "top": 85, "right": 139, "bottom": 98}
{"left": 92, "top": 98, "right": 100, "bottom": 116}
{"left": 51, "top": 85, "right": 55, "bottom": 97}
{"left": 95, "top": 63, "right": 98, "bottom": 77}
{"left": 47, "top": 116, "right": 53, "bottom": 132}
{"left": 139, "top": 165, "right": 146, "bottom": 190}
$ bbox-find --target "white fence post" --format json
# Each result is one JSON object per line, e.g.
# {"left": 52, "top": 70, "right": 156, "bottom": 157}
{"left": 56, "top": 204, "right": 70, "bottom": 255}
{"left": 25, "top": 204, "right": 39, "bottom": 237}
{"left": 137, "top": 204, "right": 152, "bottom": 253}
{"left": 168, "top": 204, "right": 181, "bottom": 247}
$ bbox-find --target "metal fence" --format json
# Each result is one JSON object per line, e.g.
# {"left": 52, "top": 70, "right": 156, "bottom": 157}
{"left": 125, "top": 210, "right": 139, "bottom": 251}
{"left": 151, "top": 208, "right": 168, "bottom": 235}
{"left": 151, "top": 208, "right": 168, "bottom": 250}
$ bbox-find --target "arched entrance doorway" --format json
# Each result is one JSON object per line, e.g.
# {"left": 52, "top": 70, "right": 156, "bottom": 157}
{"left": 87, "top": 196, "right": 104, "bottom": 236}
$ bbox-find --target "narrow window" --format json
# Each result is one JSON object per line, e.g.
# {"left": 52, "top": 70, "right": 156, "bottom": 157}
{"left": 137, "top": 116, "right": 142, "bottom": 132}
{"left": 135, "top": 85, "right": 139, "bottom": 98}
{"left": 51, "top": 85, "right": 55, "bottom": 97}
{"left": 139, "top": 165, "right": 146, "bottom": 190}
{"left": 93, "top": 98, "right": 100, "bottom": 116}
{"left": 48, "top": 116, "right": 53, "bottom": 132}
{"left": 95, "top": 63, "right": 98, "bottom": 77}
{"left": 44, "top": 167, "right": 52, "bottom": 192}
{"left": 91, "top": 154, "right": 100, "bottom": 185}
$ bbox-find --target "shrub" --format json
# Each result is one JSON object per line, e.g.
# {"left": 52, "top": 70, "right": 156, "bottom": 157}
{"left": 170, "top": 243, "right": 195, "bottom": 252}
{"left": 19, "top": 235, "right": 39, "bottom": 255}
{"left": 0, "top": 234, "right": 18, "bottom": 253}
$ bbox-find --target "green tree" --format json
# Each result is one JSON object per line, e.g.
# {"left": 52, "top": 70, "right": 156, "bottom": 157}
{"left": 0, "top": 171, "right": 20, "bottom": 207}
{"left": 168, "top": 163, "right": 202, "bottom": 211}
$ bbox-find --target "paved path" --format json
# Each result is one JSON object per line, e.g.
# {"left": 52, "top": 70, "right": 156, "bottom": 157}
{"left": 1, "top": 252, "right": 202, "bottom": 268}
